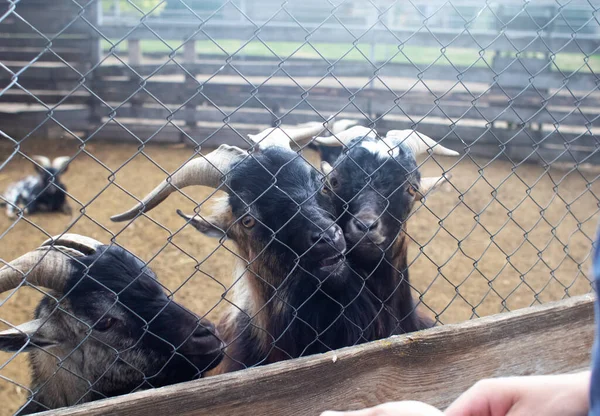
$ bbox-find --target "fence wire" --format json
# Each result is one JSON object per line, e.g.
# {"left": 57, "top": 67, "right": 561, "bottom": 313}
{"left": 0, "top": 0, "right": 599, "bottom": 414}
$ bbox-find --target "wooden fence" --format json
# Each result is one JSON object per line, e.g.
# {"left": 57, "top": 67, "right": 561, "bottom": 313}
{"left": 37, "top": 294, "right": 595, "bottom": 416}
{"left": 1, "top": 0, "right": 599, "bottom": 166}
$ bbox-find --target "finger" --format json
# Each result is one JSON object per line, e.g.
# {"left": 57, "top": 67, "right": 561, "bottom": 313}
{"left": 321, "top": 401, "right": 444, "bottom": 416}
{"left": 444, "top": 380, "right": 515, "bottom": 416}
{"left": 320, "top": 409, "right": 378, "bottom": 416}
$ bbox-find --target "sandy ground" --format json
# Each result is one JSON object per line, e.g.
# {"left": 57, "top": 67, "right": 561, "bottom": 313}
{"left": 0, "top": 137, "right": 597, "bottom": 414}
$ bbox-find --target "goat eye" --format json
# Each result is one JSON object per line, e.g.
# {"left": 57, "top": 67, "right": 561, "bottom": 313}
{"left": 321, "top": 186, "right": 330, "bottom": 195}
{"left": 95, "top": 317, "right": 116, "bottom": 332}
{"left": 241, "top": 215, "right": 255, "bottom": 228}
{"left": 407, "top": 185, "right": 417, "bottom": 197}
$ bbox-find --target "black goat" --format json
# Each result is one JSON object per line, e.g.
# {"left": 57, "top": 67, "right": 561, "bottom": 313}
{"left": 1, "top": 156, "right": 71, "bottom": 218}
{"left": 0, "top": 234, "right": 223, "bottom": 414}
{"left": 320, "top": 128, "right": 460, "bottom": 332}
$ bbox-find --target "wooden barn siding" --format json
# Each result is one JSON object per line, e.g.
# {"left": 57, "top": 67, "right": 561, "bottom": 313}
{"left": 40, "top": 294, "right": 595, "bottom": 416}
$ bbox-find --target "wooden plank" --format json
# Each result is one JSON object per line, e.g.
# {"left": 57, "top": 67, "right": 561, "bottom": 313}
{"left": 128, "top": 39, "right": 142, "bottom": 67}
{"left": 86, "top": 79, "right": 600, "bottom": 129}
{"left": 184, "top": 41, "right": 196, "bottom": 64}
{"left": 0, "top": 65, "right": 83, "bottom": 82}
{"left": 6, "top": 106, "right": 598, "bottom": 165}
{"left": 0, "top": 37, "right": 90, "bottom": 49}
{"left": 2, "top": 76, "right": 597, "bottom": 130}
{"left": 94, "top": 59, "right": 600, "bottom": 92}
{"left": 88, "top": 78, "right": 598, "bottom": 111}
{"left": 0, "top": 7, "right": 94, "bottom": 35}
{"left": 0, "top": 49, "right": 87, "bottom": 63}
{"left": 88, "top": 123, "right": 251, "bottom": 147}
{"left": 41, "top": 295, "right": 594, "bottom": 416}
{"left": 97, "top": 24, "right": 600, "bottom": 54}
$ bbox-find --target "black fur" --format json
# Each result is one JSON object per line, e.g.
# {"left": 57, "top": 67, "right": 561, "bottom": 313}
{"left": 18, "top": 245, "right": 222, "bottom": 414}
{"left": 324, "top": 137, "right": 434, "bottom": 333}
{"left": 216, "top": 146, "right": 427, "bottom": 372}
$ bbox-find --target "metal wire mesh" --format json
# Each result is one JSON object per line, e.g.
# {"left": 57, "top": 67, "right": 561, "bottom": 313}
{"left": 0, "top": 0, "right": 599, "bottom": 413}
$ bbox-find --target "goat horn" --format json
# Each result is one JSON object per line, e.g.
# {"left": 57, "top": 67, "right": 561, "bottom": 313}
{"left": 0, "top": 247, "right": 79, "bottom": 294}
{"left": 331, "top": 119, "right": 359, "bottom": 134}
{"left": 248, "top": 122, "right": 323, "bottom": 150}
{"left": 248, "top": 120, "right": 331, "bottom": 150}
{"left": 41, "top": 234, "right": 102, "bottom": 256}
{"left": 111, "top": 144, "right": 246, "bottom": 222}
{"left": 415, "top": 174, "right": 453, "bottom": 202}
{"left": 32, "top": 156, "right": 51, "bottom": 169}
{"left": 385, "top": 130, "right": 459, "bottom": 157}
{"left": 314, "top": 126, "right": 377, "bottom": 147}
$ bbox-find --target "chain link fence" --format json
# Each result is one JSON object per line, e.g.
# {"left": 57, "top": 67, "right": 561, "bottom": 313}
{"left": 0, "top": 0, "right": 599, "bottom": 414}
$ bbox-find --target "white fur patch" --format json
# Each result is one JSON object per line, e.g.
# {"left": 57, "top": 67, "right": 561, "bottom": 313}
{"left": 360, "top": 140, "right": 399, "bottom": 159}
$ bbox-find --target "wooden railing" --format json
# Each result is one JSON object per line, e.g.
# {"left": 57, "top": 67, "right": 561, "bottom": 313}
{"left": 41, "top": 295, "right": 595, "bottom": 416}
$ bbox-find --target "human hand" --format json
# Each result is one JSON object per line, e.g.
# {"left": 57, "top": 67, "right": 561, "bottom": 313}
{"left": 320, "top": 400, "right": 444, "bottom": 416}
{"left": 444, "top": 371, "right": 591, "bottom": 416}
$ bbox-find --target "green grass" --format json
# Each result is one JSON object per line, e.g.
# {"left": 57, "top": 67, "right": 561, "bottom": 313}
{"left": 102, "top": 39, "right": 600, "bottom": 73}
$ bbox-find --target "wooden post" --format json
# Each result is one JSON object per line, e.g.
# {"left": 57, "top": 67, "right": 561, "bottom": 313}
{"left": 183, "top": 39, "right": 198, "bottom": 141}
{"left": 183, "top": 40, "right": 196, "bottom": 63}
{"left": 128, "top": 39, "right": 141, "bottom": 66}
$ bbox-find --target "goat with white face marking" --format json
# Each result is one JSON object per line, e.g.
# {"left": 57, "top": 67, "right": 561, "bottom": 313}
{"left": 1, "top": 156, "right": 71, "bottom": 218}
{"left": 0, "top": 234, "right": 223, "bottom": 414}
{"left": 114, "top": 124, "right": 419, "bottom": 372}
{"left": 319, "top": 129, "right": 460, "bottom": 331}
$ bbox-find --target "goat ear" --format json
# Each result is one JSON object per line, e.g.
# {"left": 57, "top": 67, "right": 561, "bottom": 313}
{"left": 31, "top": 156, "right": 51, "bottom": 174}
{"left": 176, "top": 210, "right": 227, "bottom": 239}
{"left": 0, "top": 319, "right": 55, "bottom": 352}
{"left": 416, "top": 175, "right": 452, "bottom": 202}
{"left": 52, "top": 156, "right": 70, "bottom": 173}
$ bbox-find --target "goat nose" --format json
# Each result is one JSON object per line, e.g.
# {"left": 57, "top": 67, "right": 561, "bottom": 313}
{"left": 309, "top": 224, "right": 346, "bottom": 253}
{"left": 186, "top": 323, "right": 222, "bottom": 352}
{"left": 350, "top": 215, "right": 380, "bottom": 233}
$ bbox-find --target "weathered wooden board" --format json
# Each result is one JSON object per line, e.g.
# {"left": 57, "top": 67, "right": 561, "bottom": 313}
{"left": 0, "top": 2, "right": 94, "bottom": 34}
{"left": 80, "top": 79, "right": 599, "bottom": 115}
{"left": 0, "top": 36, "right": 91, "bottom": 49}
{"left": 97, "top": 24, "right": 600, "bottom": 55}
{"left": 2, "top": 106, "right": 598, "bottom": 165}
{"left": 2, "top": 76, "right": 598, "bottom": 131}
{"left": 0, "top": 48, "right": 88, "bottom": 63}
{"left": 40, "top": 294, "right": 595, "bottom": 416}
{"left": 93, "top": 58, "right": 600, "bottom": 93}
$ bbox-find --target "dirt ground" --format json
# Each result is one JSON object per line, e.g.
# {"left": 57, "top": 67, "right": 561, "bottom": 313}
{"left": 0, "top": 137, "right": 597, "bottom": 414}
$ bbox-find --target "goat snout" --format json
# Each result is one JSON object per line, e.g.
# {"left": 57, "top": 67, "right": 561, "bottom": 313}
{"left": 180, "top": 320, "right": 223, "bottom": 356}
{"left": 346, "top": 213, "right": 385, "bottom": 246}
{"left": 309, "top": 223, "right": 346, "bottom": 256}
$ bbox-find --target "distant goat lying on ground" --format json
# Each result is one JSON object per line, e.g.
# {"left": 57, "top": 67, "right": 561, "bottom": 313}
{"left": 1, "top": 156, "right": 72, "bottom": 218}
{"left": 0, "top": 234, "right": 223, "bottom": 414}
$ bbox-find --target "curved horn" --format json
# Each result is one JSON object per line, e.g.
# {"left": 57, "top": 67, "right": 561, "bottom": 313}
{"left": 32, "top": 156, "right": 51, "bottom": 169}
{"left": 111, "top": 144, "right": 245, "bottom": 222}
{"left": 416, "top": 174, "right": 453, "bottom": 201}
{"left": 248, "top": 121, "right": 330, "bottom": 150}
{"left": 314, "top": 126, "right": 377, "bottom": 147}
{"left": 385, "top": 130, "right": 459, "bottom": 157}
{"left": 331, "top": 119, "right": 359, "bottom": 134}
{"left": 0, "top": 248, "right": 78, "bottom": 294}
{"left": 41, "top": 234, "right": 103, "bottom": 256}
